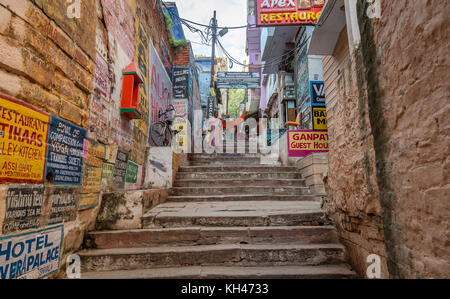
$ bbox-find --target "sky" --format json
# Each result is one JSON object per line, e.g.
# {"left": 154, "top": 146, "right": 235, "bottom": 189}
{"left": 172, "top": 0, "right": 248, "bottom": 71}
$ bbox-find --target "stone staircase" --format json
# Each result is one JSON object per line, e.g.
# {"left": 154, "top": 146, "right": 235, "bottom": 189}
{"left": 78, "top": 149, "right": 357, "bottom": 279}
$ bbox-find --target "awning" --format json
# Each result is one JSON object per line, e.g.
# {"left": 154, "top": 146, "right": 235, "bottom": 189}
{"left": 308, "top": 0, "right": 346, "bottom": 55}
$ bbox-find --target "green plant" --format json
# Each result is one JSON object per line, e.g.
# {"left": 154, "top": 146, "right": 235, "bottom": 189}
{"left": 164, "top": 12, "right": 187, "bottom": 48}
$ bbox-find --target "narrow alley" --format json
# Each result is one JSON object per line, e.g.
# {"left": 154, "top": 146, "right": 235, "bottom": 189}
{"left": 0, "top": 0, "right": 448, "bottom": 287}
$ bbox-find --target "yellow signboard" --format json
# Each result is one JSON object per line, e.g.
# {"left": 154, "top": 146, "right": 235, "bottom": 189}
{"left": 312, "top": 107, "right": 328, "bottom": 131}
{"left": 0, "top": 95, "right": 50, "bottom": 182}
{"left": 172, "top": 118, "right": 189, "bottom": 153}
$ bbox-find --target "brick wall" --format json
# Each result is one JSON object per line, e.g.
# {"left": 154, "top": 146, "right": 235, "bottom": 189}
{"left": 0, "top": 0, "right": 181, "bottom": 279}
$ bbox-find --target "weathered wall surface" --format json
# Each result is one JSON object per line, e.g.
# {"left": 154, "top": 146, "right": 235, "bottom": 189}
{"left": 322, "top": 27, "right": 389, "bottom": 279}
{"left": 324, "top": 0, "right": 449, "bottom": 279}
{"left": 355, "top": 0, "right": 450, "bottom": 278}
{"left": 0, "top": 0, "right": 182, "bottom": 279}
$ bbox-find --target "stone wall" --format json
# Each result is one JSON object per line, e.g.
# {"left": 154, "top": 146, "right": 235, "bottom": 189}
{"left": 355, "top": 0, "right": 449, "bottom": 278}
{"left": 322, "top": 26, "right": 388, "bottom": 279}
{"left": 0, "top": 0, "right": 181, "bottom": 279}
{"left": 324, "top": 0, "right": 449, "bottom": 279}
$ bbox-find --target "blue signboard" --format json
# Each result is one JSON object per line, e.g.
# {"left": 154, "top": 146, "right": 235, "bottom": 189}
{"left": 45, "top": 116, "right": 87, "bottom": 186}
{"left": 310, "top": 81, "right": 326, "bottom": 106}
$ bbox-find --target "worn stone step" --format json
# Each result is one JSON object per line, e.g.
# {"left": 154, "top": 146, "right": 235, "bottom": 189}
{"left": 170, "top": 186, "right": 310, "bottom": 196}
{"left": 144, "top": 210, "right": 327, "bottom": 228}
{"left": 85, "top": 226, "right": 339, "bottom": 249}
{"left": 167, "top": 194, "right": 315, "bottom": 202}
{"left": 176, "top": 171, "right": 302, "bottom": 180}
{"left": 143, "top": 201, "right": 327, "bottom": 228}
{"left": 79, "top": 243, "right": 347, "bottom": 272}
{"left": 189, "top": 161, "right": 264, "bottom": 166}
{"left": 178, "top": 166, "right": 298, "bottom": 173}
{"left": 189, "top": 153, "right": 262, "bottom": 159}
{"left": 81, "top": 264, "right": 357, "bottom": 279}
{"left": 174, "top": 179, "right": 306, "bottom": 188}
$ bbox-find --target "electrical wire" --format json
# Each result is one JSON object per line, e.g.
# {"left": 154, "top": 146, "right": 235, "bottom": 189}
{"left": 162, "top": 2, "right": 254, "bottom": 30}
{"left": 162, "top": 1, "right": 313, "bottom": 72}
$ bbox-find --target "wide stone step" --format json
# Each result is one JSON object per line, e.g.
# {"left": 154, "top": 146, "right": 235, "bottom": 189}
{"left": 178, "top": 166, "right": 298, "bottom": 173}
{"left": 85, "top": 226, "right": 339, "bottom": 249}
{"left": 176, "top": 172, "right": 302, "bottom": 180}
{"left": 143, "top": 201, "right": 326, "bottom": 228}
{"left": 189, "top": 153, "right": 262, "bottom": 159}
{"left": 79, "top": 243, "right": 347, "bottom": 272}
{"left": 189, "top": 161, "right": 263, "bottom": 166}
{"left": 170, "top": 186, "right": 310, "bottom": 196}
{"left": 81, "top": 264, "right": 357, "bottom": 279}
{"left": 167, "top": 194, "right": 315, "bottom": 202}
{"left": 144, "top": 210, "right": 327, "bottom": 228}
{"left": 174, "top": 179, "right": 306, "bottom": 188}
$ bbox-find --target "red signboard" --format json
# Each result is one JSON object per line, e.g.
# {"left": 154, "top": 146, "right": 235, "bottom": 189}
{"left": 256, "top": 0, "right": 326, "bottom": 27}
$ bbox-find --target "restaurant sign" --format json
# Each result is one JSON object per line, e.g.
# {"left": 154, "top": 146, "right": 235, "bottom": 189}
{"left": 256, "top": 0, "right": 326, "bottom": 27}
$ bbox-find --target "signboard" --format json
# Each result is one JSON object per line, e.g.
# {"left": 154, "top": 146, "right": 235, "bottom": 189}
{"left": 2, "top": 186, "right": 45, "bottom": 234}
{"left": 0, "top": 225, "right": 63, "bottom": 279}
{"left": 173, "top": 67, "right": 189, "bottom": 99}
{"left": 133, "top": 15, "right": 150, "bottom": 165}
{"left": 101, "top": 162, "right": 115, "bottom": 188}
{"left": 284, "top": 85, "right": 296, "bottom": 100}
{"left": 256, "top": 0, "right": 326, "bottom": 27}
{"left": 82, "top": 165, "right": 102, "bottom": 194}
{"left": 148, "top": 38, "right": 173, "bottom": 143}
{"left": 173, "top": 99, "right": 188, "bottom": 119}
{"left": 310, "top": 81, "right": 326, "bottom": 106}
{"left": 312, "top": 107, "right": 327, "bottom": 131}
{"left": 79, "top": 193, "right": 100, "bottom": 211}
{"left": 216, "top": 72, "right": 261, "bottom": 89}
{"left": 0, "top": 95, "right": 50, "bottom": 183}
{"left": 45, "top": 116, "right": 87, "bottom": 186}
{"left": 125, "top": 161, "right": 139, "bottom": 184}
{"left": 113, "top": 149, "right": 129, "bottom": 189}
{"left": 172, "top": 118, "right": 189, "bottom": 153}
{"left": 287, "top": 130, "right": 329, "bottom": 157}
{"left": 207, "top": 97, "right": 216, "bottom": 119}
{"left": 48, "top": 187, "right": 80, "bottom": 225}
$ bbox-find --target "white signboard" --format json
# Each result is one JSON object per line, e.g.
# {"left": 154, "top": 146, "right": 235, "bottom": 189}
{"left": 0, "top": 225, "right": 64, "bottom": 279}
{"left": 148, "top": 38, "right": 173, "bottom": 141}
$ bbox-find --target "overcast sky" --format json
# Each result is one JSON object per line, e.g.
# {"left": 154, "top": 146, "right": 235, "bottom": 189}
{"left": 172, "top": 0, "right": 248, "bottom": 71}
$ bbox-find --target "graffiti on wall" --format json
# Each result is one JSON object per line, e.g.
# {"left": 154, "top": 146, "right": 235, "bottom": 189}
{"left": 148, "top": 38, "right": 173, "bottom": 142}
{"left": 101, "top": 0, "right": 135, "bottom": 60}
